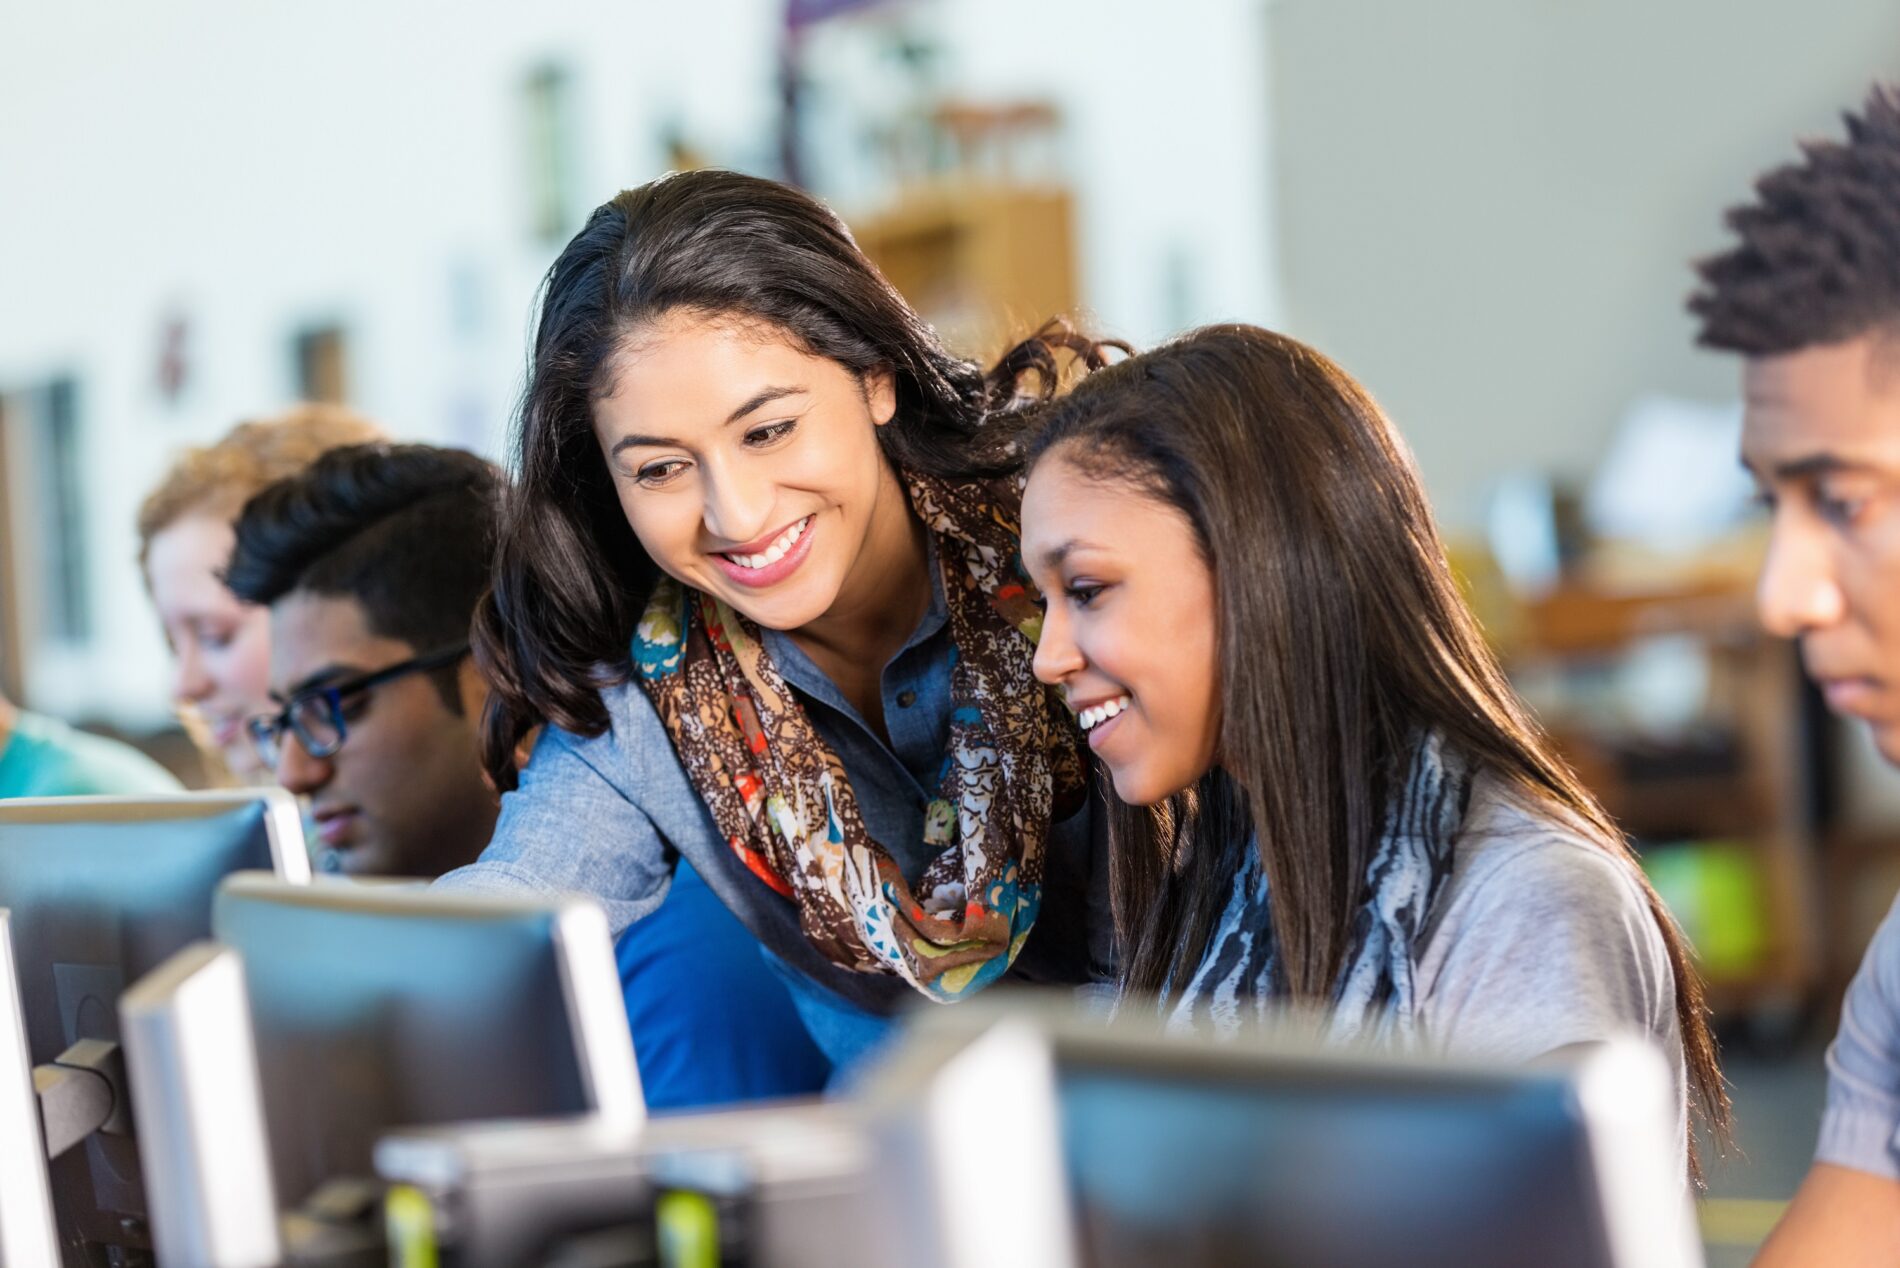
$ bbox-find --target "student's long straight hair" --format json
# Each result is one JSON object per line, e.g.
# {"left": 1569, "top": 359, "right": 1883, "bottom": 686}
{"left": 1023, "top": 324, "right": 1728, "bottom": 1171}
{"left": 475, "top": 169, "right": 1108, "bottom": 790}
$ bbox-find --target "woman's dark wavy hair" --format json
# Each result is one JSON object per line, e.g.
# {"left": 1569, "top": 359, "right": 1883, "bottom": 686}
{"left": 1023, "top": 324, "right": 1728, "bottom": 1178}
{"left": 477, "top": 168, "right": 1114, "bottom": 788}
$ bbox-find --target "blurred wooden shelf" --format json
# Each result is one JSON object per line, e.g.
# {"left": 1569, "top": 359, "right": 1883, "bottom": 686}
{"left": 1507, "top": 579, "right": 1823, "bottom": 1016}
{"left": 1518, "top": 580, "right": 1756, "bottom": 658}
{"left": 851, "top": 181, "right": 1079, "bottom": 358}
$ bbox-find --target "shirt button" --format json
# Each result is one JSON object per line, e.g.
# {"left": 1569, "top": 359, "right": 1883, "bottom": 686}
{"left": 897, "top": 690, "right": 918, "bottom": 708}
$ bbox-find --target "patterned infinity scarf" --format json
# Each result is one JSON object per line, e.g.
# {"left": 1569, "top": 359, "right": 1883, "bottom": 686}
{"left": 633, "top": 473, "right": 1086, "bottom": 1002}
{"left": 1164, "top": 732, "right": 1474, "bottom": 1044}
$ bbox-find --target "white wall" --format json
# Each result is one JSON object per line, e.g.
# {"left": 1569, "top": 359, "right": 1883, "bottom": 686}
{"left": 0, "top": 0, "right": 1285, "bottom": 730}
{"left": 0, "top": 0, "right": 782, "bottom": 726}
{"left": 1267, "top": 0, "right": 1900, "bottom": 529}
{"left": 930, "top": 0, "right": 1284, "bottom": 345}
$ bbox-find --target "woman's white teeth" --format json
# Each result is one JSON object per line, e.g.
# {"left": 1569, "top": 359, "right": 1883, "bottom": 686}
{"left": 726, "top": 517, "right": 808, "bottom": 570}
{"left": 1078, "top": 696, "right": 1131, "bottom": 731}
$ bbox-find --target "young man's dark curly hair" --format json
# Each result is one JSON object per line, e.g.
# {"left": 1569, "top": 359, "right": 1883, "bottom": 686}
{"left": 1690, "top": 82, "right": 1900, "bottom": 356}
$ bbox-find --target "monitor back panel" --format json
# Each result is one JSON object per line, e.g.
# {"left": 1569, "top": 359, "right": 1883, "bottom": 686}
{"left": 0, "top": 796, "right": 290, "bottom": 1260}
{"left": 1059, "top": 1059, "right": 1609, "bottom": 1268}
{"left": 214, "top": 886, "right": 593, "bottom": 1210}
{"left": 0, "top": 913, "right": 60, "bottom": 1267}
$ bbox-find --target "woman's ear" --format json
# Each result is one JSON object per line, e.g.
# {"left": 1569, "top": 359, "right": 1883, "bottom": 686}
{"left": 865, "top": 366, "right": 898, "bottom": 427}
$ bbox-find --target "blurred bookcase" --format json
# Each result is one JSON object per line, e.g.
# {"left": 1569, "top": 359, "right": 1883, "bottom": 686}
{"left": 845, "top": 100, "right": 1080, "bottom": 359}
{"left": 1504, "top": 578, "right": 1823, "bottom": 1021}
{"left": 852, "top": 182, "right": 1078, "bottom": 359}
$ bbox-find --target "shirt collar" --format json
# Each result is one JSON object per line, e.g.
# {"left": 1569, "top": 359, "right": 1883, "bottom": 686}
{"left": 762, "top": 530, "right": 949, "bottom": 702}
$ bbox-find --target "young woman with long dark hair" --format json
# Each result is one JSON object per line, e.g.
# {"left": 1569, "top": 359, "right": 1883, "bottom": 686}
{"left": 438, "top": 169, "right": 1117, "bottom": 1073}
{"left": 1019, "top": 324, "right": 1727, "bottom": 1172}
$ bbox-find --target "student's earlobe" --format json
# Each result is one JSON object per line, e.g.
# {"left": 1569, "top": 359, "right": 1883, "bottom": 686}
{"left": 866, "top": 367, "right": 898, "bottom": 427}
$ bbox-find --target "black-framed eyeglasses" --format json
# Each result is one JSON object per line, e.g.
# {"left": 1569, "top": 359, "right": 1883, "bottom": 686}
{"left": 245, "top": 642, "right": 470, "bottom": 770}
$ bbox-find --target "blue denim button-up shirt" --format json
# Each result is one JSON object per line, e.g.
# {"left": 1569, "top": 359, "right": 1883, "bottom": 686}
{"left": 437, "top": 556, "right": 1115, "bottom": 1067}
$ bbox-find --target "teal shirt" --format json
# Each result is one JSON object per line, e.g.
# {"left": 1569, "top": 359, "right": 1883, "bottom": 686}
{"left": 0, "top": 709, "right": 182, "bottom": 799}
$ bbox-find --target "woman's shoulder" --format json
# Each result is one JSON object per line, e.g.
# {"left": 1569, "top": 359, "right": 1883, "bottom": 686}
{"left": 468, "top": 671, "right": 696, "bottom": 923}
{"left": 1418, "top": 770, "right": 1681, "bottom": 1067}
{"left": 538, "top": 674, "right": 663, "bottom": 756}
{"left": 1425, "top": 770, "right": 1672, "bottom": 999}
{"left": 519, "top": 672, "right": 681, "bottom": 801}
{"left": 1444, "top": 772, "right": 1650, "bottom": 918}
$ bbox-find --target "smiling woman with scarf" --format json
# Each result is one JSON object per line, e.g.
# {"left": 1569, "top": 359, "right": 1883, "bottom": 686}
{"left": 437, "top": 169, "right": 1118, "bottom": 1076}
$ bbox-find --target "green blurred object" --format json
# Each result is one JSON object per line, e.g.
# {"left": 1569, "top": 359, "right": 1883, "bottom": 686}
{"left": 1642, "top": 840, "right": 1770, "bottom": 980}
{"left": 383, "top": 1184, "right": 439, "bottom": 1268}
{"left": 656, "top": 1190, "right": 719, "bottom": 1268}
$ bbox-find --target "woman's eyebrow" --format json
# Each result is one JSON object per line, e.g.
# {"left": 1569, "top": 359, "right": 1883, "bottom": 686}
{"left": 610, "top": 432, "right": 680, "bottom": 458}
{"left": 1772, "top": 451, "right": 1880, "bottom": 480}
{"left": 1036, "top": 539, "right": 1106, "bottom": 571}
{"left": 724, "top": 384, "right": 805, "bottom": 425}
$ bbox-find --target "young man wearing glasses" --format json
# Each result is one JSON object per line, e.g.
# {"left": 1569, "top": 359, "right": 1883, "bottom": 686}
{"left": 225, "top": 443, "right": 502, "bottom": 878}
{"left": 1692, "top": 83, "right": 1900, "bottom": 1262}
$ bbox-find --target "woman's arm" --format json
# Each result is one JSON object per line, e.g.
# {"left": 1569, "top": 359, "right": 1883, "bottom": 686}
{"left": 434, "top": 720, "right": 675, "bottom": 935}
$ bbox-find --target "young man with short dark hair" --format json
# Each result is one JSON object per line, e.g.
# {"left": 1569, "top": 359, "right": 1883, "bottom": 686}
{"left": 1692, "top": 83, "right": 1900, "bottom": 1263}
{"left": 227, "top": 442, "right": 501, "bottom": 877}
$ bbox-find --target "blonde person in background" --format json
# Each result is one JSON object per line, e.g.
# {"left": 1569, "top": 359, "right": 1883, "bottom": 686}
{"left": 137, "top": 405, "right": 385, "bottom": 786}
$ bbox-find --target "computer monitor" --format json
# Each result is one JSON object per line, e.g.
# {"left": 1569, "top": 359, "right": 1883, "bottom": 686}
{"left": 0, "top": 790, "right": 308, "bottom": 1263}
{"left": 0, "top": 913, "right": 60, "bottom": 1267}
{"left": 210, "top": 874, "right": 642, "bottom": 1218}
{"left": 118, "top": 941, "right": 280, "bottom": 1268}
{"left": 865, "top": 1000, "right": 1702, "bottom": 1268}
{"left": 858, "top": 1011, "right": 1079, "bottom": 1268}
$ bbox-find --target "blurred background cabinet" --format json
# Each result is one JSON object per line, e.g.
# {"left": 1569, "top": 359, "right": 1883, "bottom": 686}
{"left": 854, "top": 182, "right": 1078, "bottom": 358}
{"left": 849, "top": 100, "right": 1080, "bottom": 358}
{"left": 1505, "top": 577, "right": 1825, "bottom": 1026}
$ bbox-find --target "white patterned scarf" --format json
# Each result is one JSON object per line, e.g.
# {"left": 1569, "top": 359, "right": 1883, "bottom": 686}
{"left": 1163, "top": 732, "right": 1474, "bottom": 1044}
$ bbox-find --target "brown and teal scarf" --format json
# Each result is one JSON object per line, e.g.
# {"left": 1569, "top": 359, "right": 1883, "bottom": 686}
{"left": 632, "top": 473, "right": 1086, "bottom": 1002}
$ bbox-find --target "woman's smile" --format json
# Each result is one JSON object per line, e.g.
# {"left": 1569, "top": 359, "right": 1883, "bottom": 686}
{"left": 1073, "top": 692, "right": 1135, "bottom": 752}
{"left": 709, "top": 513, "right": 817, "bottom": 589}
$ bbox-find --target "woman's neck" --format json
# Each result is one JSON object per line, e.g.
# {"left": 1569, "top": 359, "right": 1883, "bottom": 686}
{"left": 790, "top": 463, "right": 932, "bottom": 680}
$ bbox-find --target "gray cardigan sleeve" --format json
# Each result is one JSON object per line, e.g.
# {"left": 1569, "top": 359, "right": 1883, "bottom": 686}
{"left": 1818, "top": 893, "right": 1900, "bottom": 1179}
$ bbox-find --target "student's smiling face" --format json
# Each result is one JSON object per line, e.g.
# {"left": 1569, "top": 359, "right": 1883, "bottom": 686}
{"left": 144, "top": 512, "right": 275, "bottom": 780}
{"left": 1022, "top": 450, "right": 1222, "bottom": 806}
{"left": 591, "top": 310, "right": 901, "bottom": 633}
{"left": 1744, "top": 333, "right": 1900, "bottom": 764}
